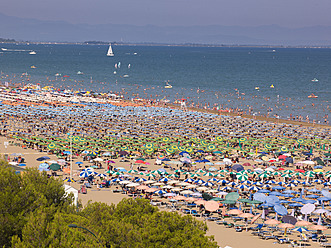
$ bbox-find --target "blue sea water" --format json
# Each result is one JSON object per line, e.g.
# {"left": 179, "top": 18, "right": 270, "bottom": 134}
{"left": 0, "top": 44, "right": 330, "bottom": 123}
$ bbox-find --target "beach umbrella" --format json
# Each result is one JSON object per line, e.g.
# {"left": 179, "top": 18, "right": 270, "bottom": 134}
{"left": 135, "top": 178, "right": 147, "bottom": 182}
{"left": 237, "top": 174, "right": 248, "bottom": 181}
{"left": 249, "top": 186, "right": 260, "bottom": 191}
{"left": 204, "top": 201, "right": 219, "bottom": 212}
{"left": 278, "top": 223, "right": 295, "bottom": 229}
{"left": 36, "top": 156, "right": 50, "bottom": 161}
{"left": 49, "top": 163, "right": 61, "bottom": 171}
{"left": 227, "top": 209, "right": 243, "bottom": 215}
{"left": 295, "top": 221, "right": 312, "bottom": 227}
{"left": 310, "top": 225, "right": 327, "bottom": 231}
{"left": 96, "top": 173, "right": 108, "bottom": 178}
{"left": 264, "top": 219, "right": 280, "bottom": 225}
{"left": 203, "top": 172, "right": 215, "bottom": 177}
{"left": 202, "top": 182, "right": 214, "bottom": 187}
{"left": 292, "top": 227, "right": 309, "bottom": 233}
{"left": 155, "top": 190, "right": 166, "bottom": 195}
{"left": 63, "top": 177, "right": 76, "bottom": 183}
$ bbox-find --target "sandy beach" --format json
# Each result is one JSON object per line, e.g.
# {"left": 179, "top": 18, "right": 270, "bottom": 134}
{"left": 3, "top": 131, "right": 331, "bottom": 248}
{"left": 1, "top": 85, "right": 331, "bottom": 248}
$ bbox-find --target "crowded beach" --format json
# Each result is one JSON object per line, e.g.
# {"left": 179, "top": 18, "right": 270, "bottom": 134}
{"left": 1, "top": 83, "right": 331, "bottom": 248}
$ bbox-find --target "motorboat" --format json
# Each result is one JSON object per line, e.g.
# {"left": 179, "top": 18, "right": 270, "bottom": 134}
{"left": 165, "top": 82, "right": 172, "bottom": 88}
{"left": 255, "top": 87, "right": 260, "bottom": 90}
{"left": 311, "top": 78, "right": 319, "bottom": 82}
{"left": 77, "top": 71, "right": 84, "bottom": 75}
{"left": 29, "top": 51, "right": 36, "bottom": 55}
{"left": 308, "top": 93, "right": 318, "bottom": 98}
{"left": 30, "top": 65, "right": 36, "bottom": 69}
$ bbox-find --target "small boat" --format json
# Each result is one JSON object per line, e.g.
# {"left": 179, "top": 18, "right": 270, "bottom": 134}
{"left": 255, "top": 87, "right": 260, "bottom": 90}
{"left": 113, "top": 71, "right": 117, "bottom": 74}
{"left": 30, "top": 65, "right": 36, "bottom": 69}
{"left": 1, "top": 48, "right": 7, "bottom": 51}
{"left": 308, "top": 93, "right": 318, "bottom": 98}
{"left": 29, "top": 51, "right": 36, "bottom": 55}
{"left": 270, "top": 84, "right": 274, "bottom": 88}
{"left": 77, "top": 71, "right": 84, "bottom": 75}
{"left": 123, "top": 75, "right": 129, "bottom": 78}
{"left": 106, "top": 44, "right": 114, "bottom": 56}
{"left": 311, "top": 78, "right": 319, "bottom": 82}
{"left": 165, "top": 82, "right": 172, "bottom": 88}
{"left": 55, "top": 73, "right": 61, "bottom": 77}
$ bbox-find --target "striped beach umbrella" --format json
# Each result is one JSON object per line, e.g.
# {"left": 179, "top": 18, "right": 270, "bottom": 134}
{"left": 237, "top": 174, "right": 248, "bottom": 181}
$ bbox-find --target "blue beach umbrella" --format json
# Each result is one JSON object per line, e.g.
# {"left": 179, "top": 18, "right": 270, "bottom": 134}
{"left": 292, "top": 227, "right": 309, "bottom": 233}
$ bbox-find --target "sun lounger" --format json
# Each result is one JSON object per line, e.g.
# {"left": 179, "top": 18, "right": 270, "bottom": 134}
{"left": 276, "top": 237, "right": 291, "bottom": 244}
{"left": 261, "top": 234, "right": 276, "bottom": 240}
{"left": 320, "top": 243, "right": 331, "bottom": 247}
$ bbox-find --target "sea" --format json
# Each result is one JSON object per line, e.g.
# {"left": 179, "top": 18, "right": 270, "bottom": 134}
{"left": 0, "top": 43, "right": 330, "bottom": 124}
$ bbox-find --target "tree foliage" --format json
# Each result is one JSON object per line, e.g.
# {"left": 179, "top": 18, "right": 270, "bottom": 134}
{"left": 1, "top": 162, "right": 218, "bottom": 248}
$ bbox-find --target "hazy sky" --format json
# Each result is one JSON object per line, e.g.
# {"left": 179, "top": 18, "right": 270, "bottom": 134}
{"left": 2, "top": 0, "right": 330, "bottom": 27}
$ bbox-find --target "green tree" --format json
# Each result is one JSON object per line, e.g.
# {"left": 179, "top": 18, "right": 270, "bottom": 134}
{"left": 0, "top": 162, "right": 74, "bottom": 247}
{"left": 1, "top": 161, "right": 218, "bottom": 248}
{"left": 11, "top": 208, "right": 102, "bottom": 248}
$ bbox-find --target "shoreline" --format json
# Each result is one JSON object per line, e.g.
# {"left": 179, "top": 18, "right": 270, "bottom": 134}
{"left": 127, "top": 99, "right": 331, "bottom": 129}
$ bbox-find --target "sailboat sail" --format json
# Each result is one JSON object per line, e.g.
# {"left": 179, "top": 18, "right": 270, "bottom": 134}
{"left": 107, "top": 45, "right": 114, "bottom": 56}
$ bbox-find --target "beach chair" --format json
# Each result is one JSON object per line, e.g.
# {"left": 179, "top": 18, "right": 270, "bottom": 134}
{"left": 289, "top": 241, "right": 298, "bottom": 247}
{"left": 319, "top": 235, "right": 328, "bottom": 243}
{"left": 299, "top": 233, "right": 309, "bottom": 242}
{"left": 251, "top": 224, "right": 264, "bottom": 231}
{"left": 312, "top": 233, "right": 319, "bottom": 242}
{"left": 276, "top": 237, "right": 290, "bottom": 244}
{"left": 191, "top": 209, "right": 201, "bottom": 217}
{"left": 261, "top": 234, "right": 276, "bottom": 240}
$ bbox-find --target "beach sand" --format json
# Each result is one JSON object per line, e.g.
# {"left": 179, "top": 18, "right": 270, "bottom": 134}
{"left": 2, "top": 136, "right": 330, "bottom": 248}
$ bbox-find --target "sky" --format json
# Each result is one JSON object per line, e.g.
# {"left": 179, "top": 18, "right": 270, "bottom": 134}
{"left": 2, "top": 0, "right": 331, "bottom": 28}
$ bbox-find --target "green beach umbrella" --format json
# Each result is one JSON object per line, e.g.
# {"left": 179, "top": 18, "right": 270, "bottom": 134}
{"left": 49, "top": 163, "right": 61, "bottom": 171}
{"left": 237, "top": 174, "right": 248, "bottom": 181}
{"left": 178, "top": 146, "right": 186, "bottom": 151}
{"left": 200, "top": 140, "right": 208, "bottom": 146}
{"left": 171, "top": 145, "right": 178, "bottom": 150}
{"left": 264, "top": 144, "right": 272, "bottom": 149}
{"left": 186, "top": 147, "right": 194, "bottom": 153}
{"left": 145, "top": 143, "right": 154, "bottom": 149}
{"left": 165, "top": 148, "right": 175, "bottom": 154}
{"left": 47, "top": 143, "right": 57, "bottom": 150}
{"left": 145, "top": 148, "right": 154, "bottom": 154}
{"left": 207, "top": 144, "right": 217, "bottom": 151}
{"left": 280, "top": 147, "right": 288, "bottom": 152}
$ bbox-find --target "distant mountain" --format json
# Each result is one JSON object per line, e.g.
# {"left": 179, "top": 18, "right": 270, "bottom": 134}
{"left": 1, "top": 12, "right": 331, "bottom": 45}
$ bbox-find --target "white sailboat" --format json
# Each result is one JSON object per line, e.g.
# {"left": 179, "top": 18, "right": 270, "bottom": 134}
{"left": 107, "top": 44, "right": 114, "bottom": 56}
